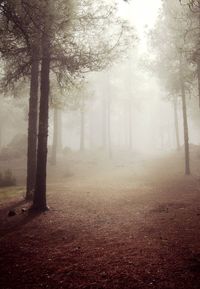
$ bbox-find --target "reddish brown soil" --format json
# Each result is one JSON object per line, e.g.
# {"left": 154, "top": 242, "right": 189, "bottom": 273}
{"left": 0, "top": 152, "right": 200, "bottom": 289}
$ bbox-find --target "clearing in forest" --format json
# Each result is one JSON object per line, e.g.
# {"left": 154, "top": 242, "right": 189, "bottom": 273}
{"left": 0, "top": 151, "right": 200, "bottom": 289}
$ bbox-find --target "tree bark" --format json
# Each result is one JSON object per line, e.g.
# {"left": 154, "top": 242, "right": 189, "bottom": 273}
{"left": 0, "top": 123, "right": 2, "bottom": 149}
{"left": 179, "top": 52, "right": 190, "bottom": 175}
{"left": 33, "top": 32, "right": 50, "bottom": 211}
{"left": 173, "top": 95, "right": 180, "bottom": 151}
{"left": 197, "top": 61, "right": 200, "bottom": 108}
{"left": 197, "top": 11, "right": 200, "bottom": 108}
{"left": 26, "top": 47, "right": 39, "bottom": 200}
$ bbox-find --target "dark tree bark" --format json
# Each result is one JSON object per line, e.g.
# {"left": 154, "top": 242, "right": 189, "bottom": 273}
{"left": 179, "top": 52, "right": 190, "bottom": 175}
{"left": 173, "top": 95, "right": 180, "bottom": 151}
{"left": 33, "top": 32, "right": 50, "bottom": 211}
{"left": 26, "top": 47, "right": 39, "bottom": 200}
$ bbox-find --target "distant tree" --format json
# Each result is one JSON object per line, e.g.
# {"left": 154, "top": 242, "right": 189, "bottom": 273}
{"left": 179, "top": 0, "right": 200, "bottom": 106}
{"left": 149, "top": 0, "right": 194, "bottom": 174}
{"left": 49, "top": 82, "right": 67, "bottom": 166}
{"left": 50, "top": 107, "right": 62, "bottom": 165}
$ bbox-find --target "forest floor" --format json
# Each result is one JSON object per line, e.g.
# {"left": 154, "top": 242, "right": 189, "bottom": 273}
{"left": 0, "top": 149, "right": 200, "bottom": 289}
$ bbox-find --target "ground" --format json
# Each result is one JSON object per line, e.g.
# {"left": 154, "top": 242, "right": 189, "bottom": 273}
{"left": 0, "top": 150, "right": 200, "bottom": 289}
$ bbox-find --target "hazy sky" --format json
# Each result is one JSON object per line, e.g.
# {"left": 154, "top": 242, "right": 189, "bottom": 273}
{"left": 118, "top": 0, "right": 162, "bottom": 50}
{"left": 131, "top": 0, "right": 162, "bottom": 31}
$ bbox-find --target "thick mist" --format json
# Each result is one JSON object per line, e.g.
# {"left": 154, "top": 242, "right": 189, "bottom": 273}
{"left": 0, "top": 1, "right": 200, "bottom": 289}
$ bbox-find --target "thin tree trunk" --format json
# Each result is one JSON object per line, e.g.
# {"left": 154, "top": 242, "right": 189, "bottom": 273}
{"left": 197, "top": 12, "right": 200, "bottom": 108}
{"left": 0, "top": 123, "right": 2, "bottom": 149}
{"left": 51, "top": 107, "right": 58, "bottom": 165}
{"left": 26, "top": 47, "right": 39, "bottom": 200}
{"left": 179, "top": 52, "right": 190, "bottom": 175}
{"left": 197, "top": 61, "right": 200, "bottom": 108}
{"left": 173, "top": 95, "right": 180, "bottom": 151}
{"left": 33, "top": 32, "right": 50, "bottom": 211}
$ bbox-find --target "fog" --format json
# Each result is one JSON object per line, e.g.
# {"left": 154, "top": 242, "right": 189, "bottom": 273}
{"left": 1, "top": 1, "right": 200, "bottom": 288}
{"left": 50, "top": 57, "right": 200, "bottom": 157}
{"left": 46, "top": 0, "right": 200, "bottom": 157}
{"left": 59, "top": 64, "right": 171, "bottom": 154}
{"left": 0, "top": 0, "right": 199, "bottom": 185}
{"left": 1, "top": 0, "right": 200, "bottom": 172}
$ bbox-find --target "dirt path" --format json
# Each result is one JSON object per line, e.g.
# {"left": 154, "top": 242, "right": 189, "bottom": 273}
{"left": 0, "top": 153, "right": 200, "bottom": 289}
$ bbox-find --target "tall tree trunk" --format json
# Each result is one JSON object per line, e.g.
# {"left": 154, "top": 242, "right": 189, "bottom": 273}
{"left": 26, "top": 47, "right": 39, "bottom": 200}
{"left": 173, "top": 95, "right": 180, "bottom": 151}
{"left": 197, "top": 12, "right": 200, "bottom": 108}
{"left": 179, "top": 52, "right": 190, "bottom": 175}
{"left": 33, "top": 32, "right": 50, "bottom": 211}
{"left": 51, "top": 107, "right": 59, "bottom": 165}
{"left": 80, "top": 107, "right": 85, "bottom": 151}
{"left": 197, "top": 61, "right": 200, "bottom": 108}
{"left": 0, "top": 123, "right": 2, "bottom": 150}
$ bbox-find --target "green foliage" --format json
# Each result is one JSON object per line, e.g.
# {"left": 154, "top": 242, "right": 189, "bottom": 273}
{"left": 0, "top": 169, "right": 16, "bottom": 187}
